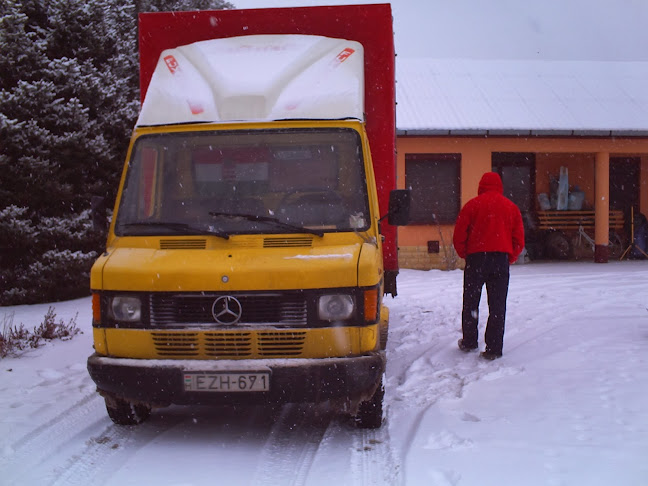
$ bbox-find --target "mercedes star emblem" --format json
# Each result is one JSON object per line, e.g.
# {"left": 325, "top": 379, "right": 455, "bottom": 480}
{"left": 211, "top": 296, "right": 243, "bottom": 325}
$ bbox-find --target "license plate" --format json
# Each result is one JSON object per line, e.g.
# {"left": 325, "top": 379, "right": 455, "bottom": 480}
{"left": 183, "top": 372, "right": 270, "bottom": 392}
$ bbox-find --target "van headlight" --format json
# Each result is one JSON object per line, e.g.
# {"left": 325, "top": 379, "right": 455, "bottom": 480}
{"left": 318, "top": 294, "right": 354, "bottom": 321}
{"left": 110, "top": 296, "right": 142, "bottom": 322}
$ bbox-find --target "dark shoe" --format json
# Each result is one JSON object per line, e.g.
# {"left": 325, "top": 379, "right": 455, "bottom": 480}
{"left": 458, "top": 339, "right": 478, "bottom": 352}
{"left": 480, "top": 350, "right": 502, "bottom": 360}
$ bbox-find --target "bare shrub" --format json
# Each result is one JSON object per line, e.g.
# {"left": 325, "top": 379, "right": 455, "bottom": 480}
{"left": 0, "top": 307, "right": 79, "bottom": 359}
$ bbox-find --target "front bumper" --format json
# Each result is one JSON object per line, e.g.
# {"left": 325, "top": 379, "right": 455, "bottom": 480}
{"left": 87, "top": 352, "right": 385, "bottom": 407}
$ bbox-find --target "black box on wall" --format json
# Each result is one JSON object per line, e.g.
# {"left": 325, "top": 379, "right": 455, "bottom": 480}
{"left": 427, "top": 240, "right": 440, "bottom": 253}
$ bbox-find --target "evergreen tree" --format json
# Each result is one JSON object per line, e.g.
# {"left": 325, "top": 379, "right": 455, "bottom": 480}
{"left": 0, "top": 0, "right": 234, "bottom": 304}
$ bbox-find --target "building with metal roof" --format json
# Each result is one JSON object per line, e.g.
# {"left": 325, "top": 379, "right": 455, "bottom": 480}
{"left": 394, "top": 59, "right": 648, "bottom": 268}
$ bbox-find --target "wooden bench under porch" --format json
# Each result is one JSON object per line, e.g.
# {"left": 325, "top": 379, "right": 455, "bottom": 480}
{"left": 536, "top": 210, "right": 625, "bottom": 260}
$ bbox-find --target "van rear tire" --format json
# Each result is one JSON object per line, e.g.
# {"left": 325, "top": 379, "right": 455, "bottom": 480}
{"left": 105, "top": 396, "right": 151, "bottom": 426}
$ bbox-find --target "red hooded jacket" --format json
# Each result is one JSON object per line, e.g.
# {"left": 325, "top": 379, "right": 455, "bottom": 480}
{"left": 453, "top": 172, "right": 525, "bottom": 264}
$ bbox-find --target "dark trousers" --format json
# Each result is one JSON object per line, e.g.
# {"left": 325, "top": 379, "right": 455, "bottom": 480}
{"left": 462, "top": 252, "right": 510, "bottom": 354}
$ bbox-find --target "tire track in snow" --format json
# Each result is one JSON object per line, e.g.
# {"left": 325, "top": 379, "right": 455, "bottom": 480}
{"left": 0, "top": 392, "right": 106, "bottom": 486}
{"left": 47, "top": 411, "right": 187, "bottom": 486}
{"left": 350, "top": 423, "right": 403, "bottom": 486}
{"left": 49, "top": 422, "right": 138, "bottom": 486}
{"left": 250, "top": 403, "right": 332, "bottom": 486}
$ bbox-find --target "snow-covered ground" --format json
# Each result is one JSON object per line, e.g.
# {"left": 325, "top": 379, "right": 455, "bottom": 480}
{"left": 1, "top": 261, "right": 647, "bottom": 486}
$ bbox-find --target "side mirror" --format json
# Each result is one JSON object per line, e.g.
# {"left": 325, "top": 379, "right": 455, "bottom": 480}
{"left": 91, "top": 196, "right": 107, "bottom": 232}
{"left": 387, "top": 189, "right": 411, "bottom": 226}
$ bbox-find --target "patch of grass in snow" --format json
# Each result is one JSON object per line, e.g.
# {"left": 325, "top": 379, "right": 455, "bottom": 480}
{"left": 0, "top": 307, "right": 79, "bottom": 358}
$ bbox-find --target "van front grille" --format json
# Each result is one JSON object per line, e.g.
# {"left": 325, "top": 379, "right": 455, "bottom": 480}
{"left": 204, "top": 332, "right": 252, "bottom": 357}
{"left": 151, "top": 332, "right": 200, "bottom": 356}
{"left": 258, "top": 331, "right": 306, "bottom": 357}
{"left": 151, "top": 330, "right": 306, "bottom": 358}
{"left": 150, "top": 293, "right": 308, "bottom": 326}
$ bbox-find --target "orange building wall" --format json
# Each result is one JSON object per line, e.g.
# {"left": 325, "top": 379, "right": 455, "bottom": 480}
{"left": 396, "top": 136, "right": 648, "bottom": 269}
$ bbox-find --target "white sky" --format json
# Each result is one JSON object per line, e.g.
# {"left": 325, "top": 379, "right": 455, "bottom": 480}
{"left": 231, "top": 0, "right": 648, "bottom": 60}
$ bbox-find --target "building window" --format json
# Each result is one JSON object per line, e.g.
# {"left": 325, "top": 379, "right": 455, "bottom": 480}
{"left": 492, "top": 152, "right": 535, "bottom": 214}
{"left": 405, "top": 153, "right": 461, "bottom": 224}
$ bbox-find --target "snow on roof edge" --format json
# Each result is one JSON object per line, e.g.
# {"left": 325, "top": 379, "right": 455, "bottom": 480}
{"left": 395, "top": 58, "right": 648, "bottom": 134}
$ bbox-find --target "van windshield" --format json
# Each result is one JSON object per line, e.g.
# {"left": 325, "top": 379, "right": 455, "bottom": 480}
{"left": 114, "top": 128, "right": 371, "bottom": 236}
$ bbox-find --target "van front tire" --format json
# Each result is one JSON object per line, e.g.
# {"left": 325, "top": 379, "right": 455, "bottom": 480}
{"left": 105, "top": 396, "right": 151, "bottom": 426}
{"left": 354, "top": 378, "right": 384, "bottom": 429}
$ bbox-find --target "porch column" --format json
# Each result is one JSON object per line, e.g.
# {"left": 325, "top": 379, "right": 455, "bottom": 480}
{"left": 594, "top": 152, "right": 610, "bottom": 263}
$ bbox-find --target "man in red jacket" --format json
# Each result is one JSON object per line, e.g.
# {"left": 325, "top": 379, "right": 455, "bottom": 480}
{"left": 453, "top": 172, "right": 525, "bottom": 360}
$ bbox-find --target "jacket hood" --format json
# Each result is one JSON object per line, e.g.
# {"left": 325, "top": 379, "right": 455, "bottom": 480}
{"left": 478, "top": 172, "right": 504, "bottom": 195}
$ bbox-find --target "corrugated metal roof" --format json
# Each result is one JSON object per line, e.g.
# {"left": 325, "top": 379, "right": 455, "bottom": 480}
{"left": 396, "top": 59, "right": 648, "bottom": 136}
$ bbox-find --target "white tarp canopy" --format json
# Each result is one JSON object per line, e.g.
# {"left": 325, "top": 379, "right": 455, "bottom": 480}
{"left": 137, "top": 35, "right": 365, "bottom": 126}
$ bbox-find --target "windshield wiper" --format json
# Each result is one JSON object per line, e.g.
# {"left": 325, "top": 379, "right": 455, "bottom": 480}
{"left": 120, "top": 221, "right": 229, "bottom": 239}
{"left": 209, "top": 211, "right": 324, "bottom": 237}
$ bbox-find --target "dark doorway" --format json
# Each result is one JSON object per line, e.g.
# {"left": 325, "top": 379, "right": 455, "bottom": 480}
{"left": 492, "top": 152, "right": 537, "bottom": 258}
{"left": 610, "top": 157, "right": 640, "bottom": 257}
{"left": 492, "top": 153, "right": 535, "bottom": 213}
{"left": 610, "top": 157, "right": 640, "bottom": 213}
